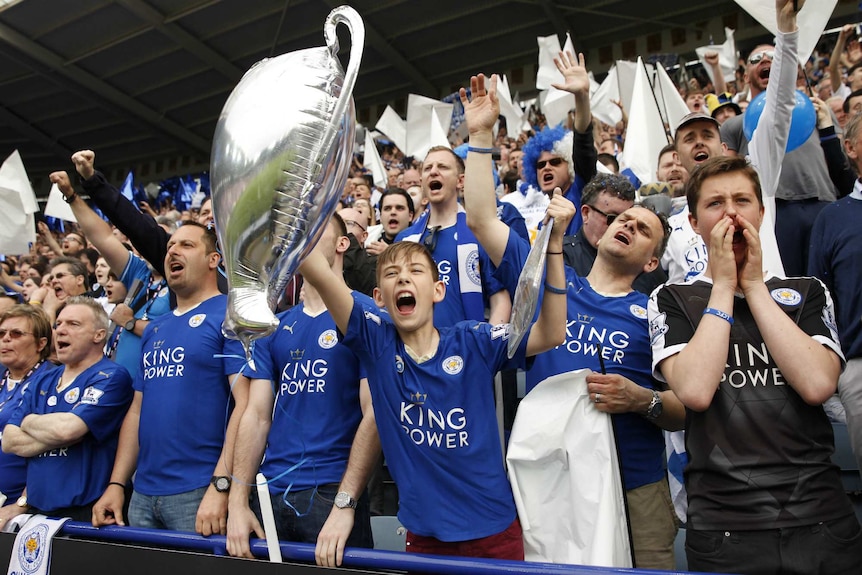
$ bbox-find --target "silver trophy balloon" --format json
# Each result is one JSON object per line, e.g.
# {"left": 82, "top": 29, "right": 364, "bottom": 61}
{"left": 210, "top": 6, "right": 364, "bottom": 356}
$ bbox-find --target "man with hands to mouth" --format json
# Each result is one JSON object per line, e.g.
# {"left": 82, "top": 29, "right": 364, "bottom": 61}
{"left": 650, "top": 156, "right": 862, "bottom": 574}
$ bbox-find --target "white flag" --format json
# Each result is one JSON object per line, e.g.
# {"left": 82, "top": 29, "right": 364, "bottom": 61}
{"left": 696, "top": 28, "right": 738, "bottom": 84}
{"left": 375, "top": 106, "right": 407, "bottom": 153}
{"left": 591, "top": 66, "right": 623, "bottom": 127}
{"left": 655, "top": 65, "right": 690, "bottom": 131}
{"left": 622, "top": 58, "right": 670, "bottom": 185}
{"left": 44, "top": 183, "right": 78, "bottom": 223}
{"left": 363, "top": 131, "right": 388, "bottom": 189}
{"left": 734, "top": 0, "right": 838, "bottom": 65}
{"left": 406, "top": 94, "right": 453, "bottom": 160}
{"left": 536, "top": 34, "right": 563, "bottom": 91}
{"left": 0, "top": 150, "right": 38, "bottom": 214}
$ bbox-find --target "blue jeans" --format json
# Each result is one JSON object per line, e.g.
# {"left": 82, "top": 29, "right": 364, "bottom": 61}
{"left": 128, "top": 486, "right": 208, "bottom": 532}
{"left": 251, "top": 482, "right": 372, "bottom": 547}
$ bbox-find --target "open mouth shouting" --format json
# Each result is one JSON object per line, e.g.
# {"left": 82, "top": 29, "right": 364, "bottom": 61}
{"left": 427, "top": 180, "right": 443, "bottom": 194}
{"left": 168, "top": 259, "right": 184, "bottom": 279}
{"left": 614, "top": 230, "right": 632, "bottom": 246}
{"left": 395, "top": 290, "right": 416, "bottom": 315}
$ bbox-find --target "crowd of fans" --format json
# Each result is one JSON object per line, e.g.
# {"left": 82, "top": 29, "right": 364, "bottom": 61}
{"left": 0, "top": 1, "right": 860, "bottom": 573}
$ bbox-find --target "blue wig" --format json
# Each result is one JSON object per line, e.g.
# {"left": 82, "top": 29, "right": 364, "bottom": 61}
{"left": 521, "top": 126, "right": 574, "bottom": 189}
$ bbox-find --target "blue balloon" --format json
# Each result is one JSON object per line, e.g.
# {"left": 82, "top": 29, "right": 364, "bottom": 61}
{"left": 742, "top": 89, "right": 816, "bottom": 153}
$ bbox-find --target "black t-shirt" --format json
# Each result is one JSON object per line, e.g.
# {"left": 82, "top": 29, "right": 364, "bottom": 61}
{"left": 650, "top": 276, "right": 852, "bottom": 530}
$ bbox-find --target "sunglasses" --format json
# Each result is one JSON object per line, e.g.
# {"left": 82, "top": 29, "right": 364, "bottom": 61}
{"left": 588, "top": 204, "right": 618, "bottom": 226}
{"left": 0, "top": 329, "right": 32, "bottom": 340}
{"left": 535, "top": 157, "right": 565, "bottom": 170}
{"left": 423, "top": 226, "right": 441, "bottom": 253}
{"left": 52, "top": 272, "right": 75, "bottom": 280}
{"left": 748, "top": 50, "right": 774, "bottom": 65}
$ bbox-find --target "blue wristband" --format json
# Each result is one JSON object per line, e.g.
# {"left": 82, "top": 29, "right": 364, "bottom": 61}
{"left": 467, "top": 146, "right": 494, "bottom": 154}
{"left": 703, "top": 307, "right": 733, "bottom": 325}
{"left": 544, "top": 281, "right": 567, "bottom": 295}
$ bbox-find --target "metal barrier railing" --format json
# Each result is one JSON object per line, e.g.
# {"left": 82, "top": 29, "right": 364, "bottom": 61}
{"left": 55, "top": 521, "right": 693, "bottom": 574}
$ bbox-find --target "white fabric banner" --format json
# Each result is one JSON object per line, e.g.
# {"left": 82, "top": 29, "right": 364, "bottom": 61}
{"left": 44, "top": 183, "right": 77, "bottom": 223}
{"left": 696, "top": 28, "right": 738, "bottom": 84}
{"left": 507, "top": 370, "right": 632, "bottom": 567}
{"left": 374, "top": 105, "right": 407, "bottom": 153}
{"left": 622, "top": 58, "right": 671, "bottom": 186}
{"left": 590, "top": 66, "right": 623, "bottom": 127}
{"left": 7, "top": 515, "right": 69, "bottom": 575}
{"left": 734, "top": 0, "right": 838, "bottom": 65}
{"left": 363, "top": 130, "right": 388, "bottom": 189}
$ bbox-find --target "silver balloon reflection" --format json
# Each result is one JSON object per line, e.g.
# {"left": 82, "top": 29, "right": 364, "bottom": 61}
{"left": 508, "top": 220, "right": 553, "bottom": 358}
{"left": 210, "top": 6, "right": 364, "bottom": 355}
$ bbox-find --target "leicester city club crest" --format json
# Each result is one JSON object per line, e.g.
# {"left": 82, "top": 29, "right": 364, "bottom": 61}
{"left": 770, "top": 288, "right": 802, "bottom": 307}
{"left": 318, "top": 329, "right": 337, "bottom": 349}
{"left": 17, "top": 523, "right": 48, "bottom": 574}
{"left": 442, "top": 355, "right": 464, "bottom": 375}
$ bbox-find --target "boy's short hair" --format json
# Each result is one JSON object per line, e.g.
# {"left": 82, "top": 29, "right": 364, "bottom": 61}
{"left": 686, "top": 156, "right": 762, "bottom": 218}
{"left": 376, "top": 241, "right": 438, "bottom": 284}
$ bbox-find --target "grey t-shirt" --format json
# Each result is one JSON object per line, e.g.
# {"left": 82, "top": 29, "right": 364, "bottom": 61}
{"left": 721, "top": 113, "right": 837, "bottom": 202}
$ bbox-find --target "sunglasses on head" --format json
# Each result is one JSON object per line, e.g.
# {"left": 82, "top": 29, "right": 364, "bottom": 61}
{"left": 535, "top": 157, "right": 565, "bottom": 170}
{"left": 748, "top": 50, "right": 774, "bottom": 65}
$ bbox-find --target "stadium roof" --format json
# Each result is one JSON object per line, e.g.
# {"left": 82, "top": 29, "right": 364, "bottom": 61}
{"left": 0, "top": 0, "right": 857, "bottom": 194}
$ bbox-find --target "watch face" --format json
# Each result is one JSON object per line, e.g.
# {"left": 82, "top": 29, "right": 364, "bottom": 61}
{"left": 334, "top": 492, "right": 355, "bottom": 509}
{"left": 214, "top": 476, "right": 230, "bottom": 492}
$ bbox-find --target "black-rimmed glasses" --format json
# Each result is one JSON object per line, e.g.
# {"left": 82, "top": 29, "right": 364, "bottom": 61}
{"left": 588, "top": 205, "right": 618, "bottom": 226}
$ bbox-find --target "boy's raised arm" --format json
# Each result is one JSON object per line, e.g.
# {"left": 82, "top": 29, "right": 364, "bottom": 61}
{"left": 525, "top": 194, "right": 573, "bottom": 356}
{"left": 298, "top": 246, "right": 354, "bottom": 335}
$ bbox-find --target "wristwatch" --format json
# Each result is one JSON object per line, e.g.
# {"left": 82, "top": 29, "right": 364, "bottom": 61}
{"left": 211, "top": 475, "right": 231, "bottom": 493}
{"left": 124, "top": 318, "right": 136, "bottom": 331}
{"left": 16, "top": 495, "right": 28, "bottom": 508}
{"left": 334, "top": 491, "right": 357, "bottom": 509}
{"left": 644, "top": 390, "right": 663, "bottom": 420}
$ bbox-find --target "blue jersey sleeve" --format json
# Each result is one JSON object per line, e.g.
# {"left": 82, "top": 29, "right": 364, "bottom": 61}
{"left": 222, "top": 337, "right": 248, "bottom": 376}
{"left": 342, "top": 294, "right": 395, "bottom": 362}
{"left": 247, "top": 331, "right": 275, "bottom": 380}
{"left": 71, "top": 364, "right": 134, "bottom": 443}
